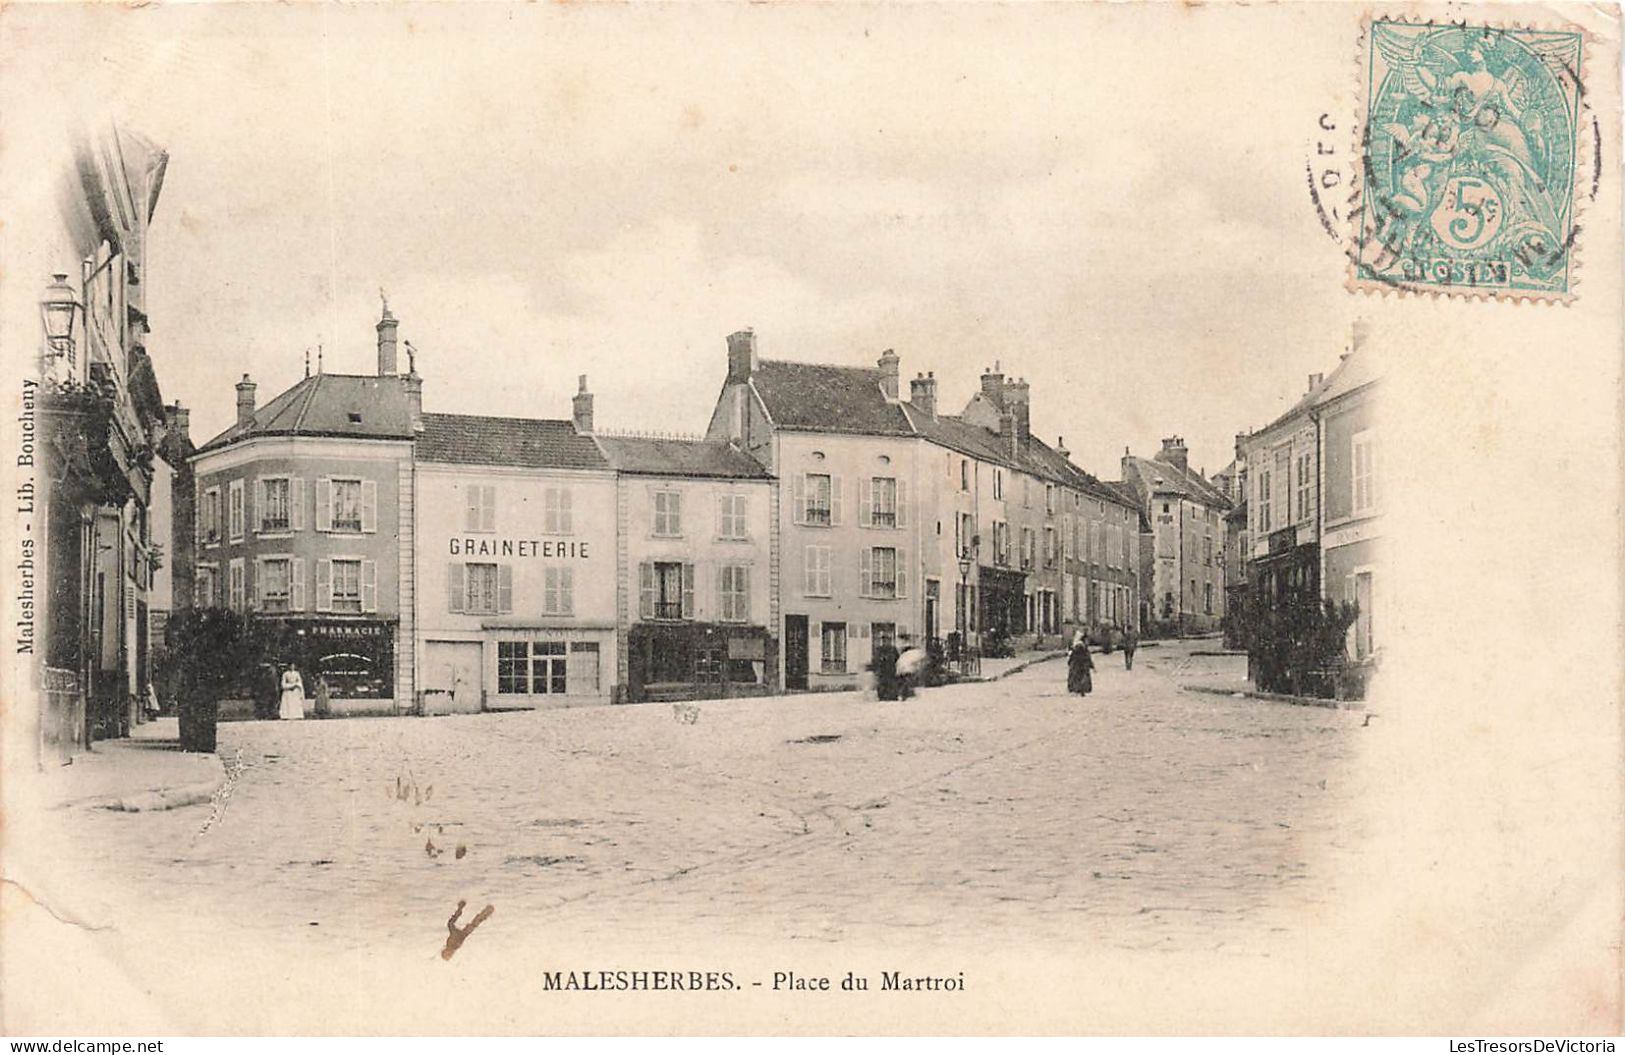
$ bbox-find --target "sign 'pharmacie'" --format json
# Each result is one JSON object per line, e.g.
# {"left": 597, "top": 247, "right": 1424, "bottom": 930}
{"left": 447, "top": 537, "right": 593, "bottom": 559}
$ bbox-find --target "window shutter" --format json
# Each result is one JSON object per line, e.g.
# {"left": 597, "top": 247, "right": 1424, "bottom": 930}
{"left": 316, "top": 559, "right": 333, "bottom": 612}
{"left": 560, "top": 568, "right": 574, "bottom": 615}
{"left": 251, "top": 559, "right": 263, "bottom": 610}
{"left": 290, "top": 558, "right": 306, "bottom": 611}
{"left": 362, "top": 560, "right": 378, "bottom": 612}
{"left": 194, "top": 498, "right": 204, "bottom": 545}
{"left": 898, "top": 556, "right": 908, "bottom": 599}
{"left": 289, "top": 477, "right": 304, "bottom": 531}
{"left": 737, "top": 567, "right": 750, "bottom": 621}
{"left": 896, "top": 479, "right": 908, "bottom": 528}
{"left": 465, "top": 486, "right": 480, "bottom": 532}
{"left": 859, "top": 478, "right": 873, "bottom": 527}
{"left": 792, "top": 475, "right": 806, "bottom": 525}
{"left": 251, "top": 478, "right": 262, "bottom": 533}
{"left": 316, "top": 478, "right": 332, "bottom": 532}
{"left": 482, "top": 486, "right": 496, "bottom": 532}
{"left": 830, "top": 476, "right": 844, "bottom": 526}
{"left": 717, "top": 494, "right": 727, "bottom": 538}
{"left": 803, "top": 547, "right": 815, "bottom": 596}
{"left": 639, "top": 562, "right": 654, "bottom": 619}
{"left": 361, "top": 480, "right": 378, "bottom": 533}
{"left": 560, "top": 487, "right": 573, "bottom": 533}
{"left": 682, "top": 563, "right": 696, "bottom": 620}
{"left": 716, "top": 565, "right": 727, "bottom": 621}
{"left": 860, "top": 547, "right": 873, "bottom": 598}
{"left": 498, "top": 564, "right": 513, "bottom": 614}
{"left": 447, "top": 563, "right": 464, "bottom": 614}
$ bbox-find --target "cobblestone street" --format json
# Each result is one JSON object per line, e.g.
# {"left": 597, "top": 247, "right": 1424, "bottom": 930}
{"left": 44, "top": 640, "right": 1369, "bottom": 975}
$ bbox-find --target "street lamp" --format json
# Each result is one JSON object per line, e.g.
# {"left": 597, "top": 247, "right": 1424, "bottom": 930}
{"left": 41, "top": 272, "right": 80, "bottom": 364}
{"left": 957, "top": 535, "right": 978, "bottom": 674}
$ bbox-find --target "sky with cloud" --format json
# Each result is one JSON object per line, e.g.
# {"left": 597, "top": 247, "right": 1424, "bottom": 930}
{"left": 6, "top": 2, "right": 1364, "bottom": 479}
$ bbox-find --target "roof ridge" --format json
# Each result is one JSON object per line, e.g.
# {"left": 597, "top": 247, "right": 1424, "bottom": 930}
{"left": 290, "top": 373, "right": 322, "bottom": 433}
{"left": 423, "top": 410, "right": 573, "bottom": 427}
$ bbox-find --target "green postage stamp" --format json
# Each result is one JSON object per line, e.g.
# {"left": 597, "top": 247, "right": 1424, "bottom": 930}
{"left": 1353, "top": 17, "right": 1586, "bottom": 300}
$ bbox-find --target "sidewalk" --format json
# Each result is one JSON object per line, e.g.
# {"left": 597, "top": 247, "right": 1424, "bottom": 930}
{"left": 1173, "top": 650, "right": 1367, "bottom": 711}
{"left": 966, "top": 649, "right": 1066, "bottom": 682}
{"left": 29, "top": 717, "right": 226, "bottom": 812}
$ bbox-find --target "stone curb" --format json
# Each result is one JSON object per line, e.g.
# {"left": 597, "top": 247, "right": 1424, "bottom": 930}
{"left": 1180, "top": 683, "right": 1366, "bottom": 711}
{"left": 970, "top": 650, "right": 1067, "bottom": 683}
{"left": 95, "top": 778, "right": 223, "bottom": 813}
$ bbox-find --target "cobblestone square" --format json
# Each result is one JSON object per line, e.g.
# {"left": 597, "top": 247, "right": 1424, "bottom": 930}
{"left": 49, "top": 642, "right": 1367, "bottom": 970}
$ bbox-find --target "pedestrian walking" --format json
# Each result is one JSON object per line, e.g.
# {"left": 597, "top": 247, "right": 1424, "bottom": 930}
{"left": 313, "top": 673, "right": 332, "bottom": 719}
{"left": 871, "top": 640, "right": 901, "bottom": 701}
{"left": 1122, "top": 625, "right": 1138, "bottom": 670}
{"left": 1066, "top": 631, "right": 1094, "bottom": 696}
{"left": 278, "top": 665, "right": 306, "bottom": 721}
{"left": 897, "top": 641, "right": 927, "bottom": 700}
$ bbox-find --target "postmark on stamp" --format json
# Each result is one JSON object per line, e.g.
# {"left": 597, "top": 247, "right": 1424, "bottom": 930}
{"left": 1351, "top": 17, "right": 1586, "bottom": 300}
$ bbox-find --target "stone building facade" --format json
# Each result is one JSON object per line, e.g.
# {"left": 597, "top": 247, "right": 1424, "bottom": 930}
{"left": 1120, "top": 438, "right": 1231, "bottom": 634}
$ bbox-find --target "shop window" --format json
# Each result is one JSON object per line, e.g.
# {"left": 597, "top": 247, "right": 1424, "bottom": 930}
{"left": 497, "top": 640, "right": 569, "bottom": 694}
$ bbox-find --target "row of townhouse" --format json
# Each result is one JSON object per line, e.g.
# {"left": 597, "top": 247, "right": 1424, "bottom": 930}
{"left": 1226, "top": 328, "right": 1381, "bottom": 685}
{"left": 188, "top": 306, "right": 1144, "bottom": 712}
{"left": 705, "top": 333, "right": 1141, "bottom": 690}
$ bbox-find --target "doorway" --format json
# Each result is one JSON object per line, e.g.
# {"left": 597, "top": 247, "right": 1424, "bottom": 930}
{"left": 784, "top": 615, "right": 808, "bottom": 690}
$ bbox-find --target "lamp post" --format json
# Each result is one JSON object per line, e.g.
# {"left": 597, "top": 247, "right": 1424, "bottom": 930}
{"left": 40, "top": 272, "right": 80, "bottom": 369}
{"left": 957, "top": 535, "right": 978, "bottom": 675}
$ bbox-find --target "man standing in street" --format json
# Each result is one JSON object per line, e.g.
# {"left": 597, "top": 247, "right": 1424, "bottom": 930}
{"left": 1122, "top": 624, "right": 1138, "bottom": 671}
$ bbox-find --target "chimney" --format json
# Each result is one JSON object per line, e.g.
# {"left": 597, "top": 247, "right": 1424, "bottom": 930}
{"left": 1056, "top": 435, "right": 1069, "bottom": 460}
{"left": 1156, "top": 435, "right": 1188, "bottom": 474}
{"left": 726, "top": 329, "right": 757, "bottom": 384}
{"left": 572, "top": 374, "right": 594, "bottom": 434}
{"left": 877, "top": 349, "right": 900, "bottom": 402}
{"left": 909, "top": 371, "right": 938, "bottom": 419}
{"left": 980, "top": 361, "right": 1005, "bottom": 406}
{"left": 235, "top": 374, "right": 256, "bottom": 427}
{"left": 1235, "top": 431, "right": 1250, "bottom": 460}
{"left": 999, "top": 409, "right": 1018, "bottom": 460}
{"left": 1005, "top": 377, "right": 1031, "bottom": 449}
{"left": 1307, "top": 372, "right": 1325, "bottom": 392}
{"left": 376, "top": 302, "right": 399, "bottom": 376}
{"left": 405, "top": 372, "right": 424, "bottom": 432}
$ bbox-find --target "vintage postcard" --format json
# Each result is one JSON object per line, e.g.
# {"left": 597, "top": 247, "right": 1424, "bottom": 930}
{"left": 0, "top": 1, "right": 1619, "bottom": 1037}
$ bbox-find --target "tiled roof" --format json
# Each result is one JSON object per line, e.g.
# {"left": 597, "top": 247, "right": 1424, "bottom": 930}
{"left": 908, "top": 411, "right": 1134, "bottom": 509}
{"left": 417, "top": 413, "right": 610, "bottom": 471}
{"left": 197, "top": 373, "right": 415, "bottom": 452}
{"left": 594, "top": 436, "right": 771, "bottom": 479}
{"left": 1124, "top": 454, "right": 1232, "bottom": 509}
{"left": 750, "top": 360, "right": 914, "bottom": 436}
{"left": 1312, "top": 344, "right": 1378, "bottom": 406}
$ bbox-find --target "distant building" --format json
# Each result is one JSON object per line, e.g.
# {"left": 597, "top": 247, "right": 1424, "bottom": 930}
{"left": 1313, "top": 348, "right": 1380, "bottom": 663}
{"left": 1235, "top": 330, "right": 1380, "bottom": 692}
{"left": 707, "top": 335, "right": 1137, "bottom": 689}
{"left": 1120, "top": 438, "right": 1231, "bottom": 634}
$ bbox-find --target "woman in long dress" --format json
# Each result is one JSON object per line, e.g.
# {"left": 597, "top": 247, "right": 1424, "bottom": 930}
{"left": 278, "top": 666, "right": 306, "bottom": 720}
{"left": 1067, "top": 632, "right": 1094, "bottom": 696}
